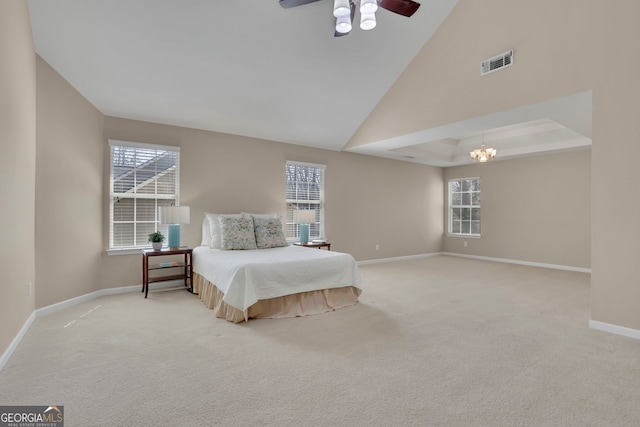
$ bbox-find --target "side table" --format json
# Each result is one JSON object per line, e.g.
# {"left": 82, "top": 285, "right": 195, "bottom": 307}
{"left": 293, "top": 242, "right": 331, "bottom": 250}
{"left": 141, "top": 247, "right": 193, "bottom": 298}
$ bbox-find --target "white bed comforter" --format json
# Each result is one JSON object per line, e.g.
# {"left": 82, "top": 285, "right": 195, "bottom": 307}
{"left": 193, "top": 245, "right": 362, "bottom": 311}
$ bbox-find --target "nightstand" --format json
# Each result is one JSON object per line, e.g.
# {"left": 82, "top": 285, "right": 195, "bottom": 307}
{"left": 293, "top": 242, "right": 331, "bottom": 250}
{"left": 141, "top": 247, "right": 193, "bottom": 298}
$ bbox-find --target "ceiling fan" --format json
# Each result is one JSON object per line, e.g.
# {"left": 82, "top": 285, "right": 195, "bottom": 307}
{"left": 279, "top": 0, "right": 421, "bottom": 37}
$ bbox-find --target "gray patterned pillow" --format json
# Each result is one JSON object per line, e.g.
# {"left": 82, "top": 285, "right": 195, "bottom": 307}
{"left": 253, "top": 216, "right": 288, "bottom": 249}
{"left": 218, "top": 215, "right": 257, "bottom": 250}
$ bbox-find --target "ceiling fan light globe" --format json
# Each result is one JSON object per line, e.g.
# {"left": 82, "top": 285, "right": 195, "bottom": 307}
{"left": 360, "top": 0, "right": 378, "bottom": 14}
{"left": 360, "top": 12, "right": 377, "bottom": 30}
{"left": 335, "top": 15, "right": 352, "bottom": 33}
{"left": 333, "top": 0, "right": 351, "bottom": 17}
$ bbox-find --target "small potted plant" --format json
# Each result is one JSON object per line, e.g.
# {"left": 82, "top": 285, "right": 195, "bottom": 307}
{"left": 148, "top": 231, "right": 165, "bottom": 251}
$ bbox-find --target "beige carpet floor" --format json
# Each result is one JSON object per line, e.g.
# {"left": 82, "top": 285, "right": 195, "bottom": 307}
{"left": 1, "top": 255, "right": 640, "bottom": 426}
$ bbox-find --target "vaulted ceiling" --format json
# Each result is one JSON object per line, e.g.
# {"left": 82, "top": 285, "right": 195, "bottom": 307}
{"left": 27, "top": 0, "right": 591, "bottom": 166}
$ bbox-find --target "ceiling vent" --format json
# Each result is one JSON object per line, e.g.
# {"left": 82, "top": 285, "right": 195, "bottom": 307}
{"left": 481, "top": 49, "right": 513, "bottom": 76}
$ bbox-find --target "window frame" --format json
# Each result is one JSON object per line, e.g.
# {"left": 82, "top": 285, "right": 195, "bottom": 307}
{"left": 448, "top": 177, "right": 481, "bottom": 237}
{"left": 107, "top": 140, "right": 181, "bottom": 255}
{"left": 285, "top": 161, "right": 326, "bottom": 242}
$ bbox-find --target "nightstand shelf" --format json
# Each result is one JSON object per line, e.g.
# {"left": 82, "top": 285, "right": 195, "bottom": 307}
{"left": 141, "top": 247, "right": 193, "bottom": 298}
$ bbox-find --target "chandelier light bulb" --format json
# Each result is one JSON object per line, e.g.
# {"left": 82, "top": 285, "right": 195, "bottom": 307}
{"left": 360, "top": 0, "right": 378, "bottom": 14}
{"left": 336, "top": 15, "right": 352, "bottom": 33}
{"left": 333, "top": 0, "right": 351, "bottom": 17}
{"left": 360, "top": 11, "right": 377, "bottom": 30}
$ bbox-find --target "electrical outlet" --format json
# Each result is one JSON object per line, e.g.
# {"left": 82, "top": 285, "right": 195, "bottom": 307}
{"left": 375, "top": 244, "right": 379, "bottom": 251}
{"left": 464, "top": 241, "right": 468, "bottom": 247}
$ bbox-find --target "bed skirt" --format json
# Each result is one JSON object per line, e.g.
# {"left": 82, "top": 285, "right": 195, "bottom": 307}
{"left": 193, "top": 273, "right": 359, "bottom": 323}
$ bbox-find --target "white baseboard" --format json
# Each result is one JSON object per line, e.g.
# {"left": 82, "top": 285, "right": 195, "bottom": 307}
{"left": 357, "top": 252, "right": 443, "bottom": 266}
{"left": 442, "top": 252, "right": 592, "bottom": 274}
{"left": 34, "top": 280, "right": 183, "bottom": 318}
{"left": 0, "top": 280, "right": 184, "bottom": 372}
{"left": 0, "top": 311, "right": 36, "bottom": 372}
{"left": 589, "top": 320, "right": 640, "bottom": 341}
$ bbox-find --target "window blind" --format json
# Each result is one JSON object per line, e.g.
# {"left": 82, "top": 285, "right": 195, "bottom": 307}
{"left": 109, "top": 140, "right": 180, "bottom": 250}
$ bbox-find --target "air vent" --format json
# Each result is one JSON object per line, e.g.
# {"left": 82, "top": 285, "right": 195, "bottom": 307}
{"left": 481, "top": 49, "right": 513, "bottom": 76}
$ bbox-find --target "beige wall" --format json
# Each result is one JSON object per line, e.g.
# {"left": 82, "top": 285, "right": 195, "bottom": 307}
{"left": 350, "top": 0, "right": 640, "bottom": 330}
{"left": 444, "top": 150, "right": 591, "bottom": 269}
{"left": 590, "top": 2, "right": 640, "bottom": 330}
{"left": 0, "top": 2, "right": 37, "bottom": 354}
{"left": 101, "top": 116, "right": 444, "bottom": 288}
{"left": 35, "top": 57, "right": 105, "bottom": 307}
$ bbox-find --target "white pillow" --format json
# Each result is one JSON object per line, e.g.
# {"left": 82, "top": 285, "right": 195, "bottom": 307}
{"left": 201, "top": 212, "right": 213, "bottom": 246}
{"left": 207, "top": 213, "right": 243, "bottom": 249}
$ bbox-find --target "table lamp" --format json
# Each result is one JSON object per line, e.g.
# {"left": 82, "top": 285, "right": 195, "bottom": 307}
{"left": 293, "top": 209, "right": 316, "bottom": 244}
{"left": 159, "top": 206, "right": 190, "bottom": 249}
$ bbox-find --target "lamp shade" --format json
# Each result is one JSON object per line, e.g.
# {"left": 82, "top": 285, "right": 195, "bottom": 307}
{"left": 293, "top": 209, "right": 316, "bottom": 225}
{"left": 159, "top": 206, "right": 190, "bottom": 225}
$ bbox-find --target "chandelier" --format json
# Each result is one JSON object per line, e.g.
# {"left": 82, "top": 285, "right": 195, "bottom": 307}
{"left": 470, "top": 133, "right": 497, "bottom": 162}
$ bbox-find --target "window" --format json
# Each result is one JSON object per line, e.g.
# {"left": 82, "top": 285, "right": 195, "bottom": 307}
{"left": 285, "top": 161, "right": 325, "bottom": 241}
{"left": 109, "top": 140, "right": 180, "bottom": 252}
{"left": 448, "top": 177, "right": 481, "bottom": 236}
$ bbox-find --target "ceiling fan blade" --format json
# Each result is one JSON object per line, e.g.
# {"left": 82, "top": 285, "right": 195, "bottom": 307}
{"left": 334, "top": 0, "right": 356, "bottom": 37}
{"left": 279, "top": 0, "right": 322, "bottom": 9}
{"left": 378, "top": 0, "right": 421, "bottom": 17}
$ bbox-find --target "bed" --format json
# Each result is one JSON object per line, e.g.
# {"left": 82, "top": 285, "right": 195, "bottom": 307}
{"left": 192, "top": 212, "right": 362, "bottom": 322}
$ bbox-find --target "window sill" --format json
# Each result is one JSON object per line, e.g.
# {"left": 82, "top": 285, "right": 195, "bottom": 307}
{"left": 107, "top": 248, "right": 147, "bottom": 256}
{"left": 447, "top": 234, "right": 481, "bottom": 239}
